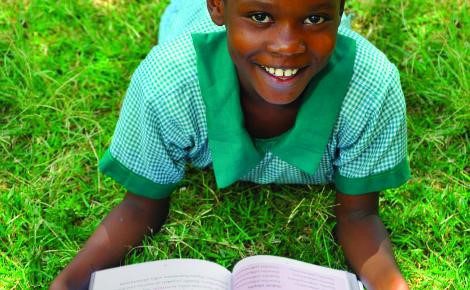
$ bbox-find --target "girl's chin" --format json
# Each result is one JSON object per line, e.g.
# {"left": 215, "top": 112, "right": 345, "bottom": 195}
{"left": 259, "top": 95, "right": 300, "bottom": 106}
{"left": 254, "top": 78, "right": 308, "bottom": 106}
{"left": 256, "top": 87, "right": 304, "bottom": 106}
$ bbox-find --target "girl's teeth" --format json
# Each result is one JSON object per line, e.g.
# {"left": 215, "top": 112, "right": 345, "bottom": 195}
{"left": 262, "top": 66, "right": 299, "bottom": 77}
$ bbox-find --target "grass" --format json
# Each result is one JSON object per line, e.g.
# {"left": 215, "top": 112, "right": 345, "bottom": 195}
{"left": 0, "top": 0, "right": 468, "bottom": 289}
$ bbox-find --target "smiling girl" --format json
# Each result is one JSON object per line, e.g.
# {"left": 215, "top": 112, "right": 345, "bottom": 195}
{"left": 51, "top": 1, "right": 410, "bottom": 289}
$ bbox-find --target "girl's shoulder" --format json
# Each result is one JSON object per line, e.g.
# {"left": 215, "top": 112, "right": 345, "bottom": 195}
{"left": 339, "top": 26, "right": 397, "bottom": 86}
{"left": 338, "top": 26, "right": 402, "bottom": 114}
{"left": 335, "top": 27, "right": 405, "bottom": 135}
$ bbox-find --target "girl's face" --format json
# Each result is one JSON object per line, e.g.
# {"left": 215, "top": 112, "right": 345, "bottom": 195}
{"left": 210, "top": 0, "right": 342, "bottom": 105}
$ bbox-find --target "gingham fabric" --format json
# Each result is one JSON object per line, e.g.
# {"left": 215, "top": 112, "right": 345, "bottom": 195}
{"left": 99, "top": 0, "right": 410, "bottom": 198}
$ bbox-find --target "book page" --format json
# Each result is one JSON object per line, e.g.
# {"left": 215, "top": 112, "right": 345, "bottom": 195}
{"left": 231, "top": 256, "right": 362, "bottom": 290}
{"left": 89, "top": 259, "right": 231, "bottom": 290}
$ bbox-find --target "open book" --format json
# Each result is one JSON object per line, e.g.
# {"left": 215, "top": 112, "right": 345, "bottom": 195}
{"left": 89, "top": 255, "right": 364, "bottom": 290}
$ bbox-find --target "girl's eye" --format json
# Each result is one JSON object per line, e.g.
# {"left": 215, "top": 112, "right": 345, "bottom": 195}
{"left": 304, "top": 15, "right": 326, "bottom": 25}
{"left": 250, "top": 13, "right": 272, "bottom": 23}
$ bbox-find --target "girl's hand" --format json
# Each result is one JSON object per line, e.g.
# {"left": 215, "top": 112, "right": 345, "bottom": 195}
{"left": 389, "top": 277, "right": 410, "bottom": 290}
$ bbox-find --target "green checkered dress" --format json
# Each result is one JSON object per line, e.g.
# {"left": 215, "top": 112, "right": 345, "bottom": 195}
{"left": 99, "top": 2, "right": 410, "bottom": 199}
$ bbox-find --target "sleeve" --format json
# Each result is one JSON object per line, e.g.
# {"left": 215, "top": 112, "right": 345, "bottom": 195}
{"left": 333, "top": 65, "right": 411, "bottom": 195}
{"left": 98, "top": 57, "right": 188, "bottom": 199}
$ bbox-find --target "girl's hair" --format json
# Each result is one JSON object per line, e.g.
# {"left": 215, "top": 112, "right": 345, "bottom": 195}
{"left": 222, "top": 0, "right": 346, "bottom": 15}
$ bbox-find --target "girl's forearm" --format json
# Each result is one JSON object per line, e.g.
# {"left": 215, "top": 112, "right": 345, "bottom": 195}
{"left": 51, "top": 194, "right": 169, "bottom": 290}
{"left": 335, "top": 215, "right": 408, "bottom": 290}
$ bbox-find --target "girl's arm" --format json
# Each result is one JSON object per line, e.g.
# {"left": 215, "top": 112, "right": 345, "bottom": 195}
{"left": 334, "top": 191, "right": 409, "bottom": 290}
{"left": 50, "top": 193, "right": 170, "bottom": 290}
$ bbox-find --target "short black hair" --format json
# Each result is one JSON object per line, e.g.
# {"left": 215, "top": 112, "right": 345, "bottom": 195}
{"left": 222, "top": 0, "right": 345, "bottom": 15}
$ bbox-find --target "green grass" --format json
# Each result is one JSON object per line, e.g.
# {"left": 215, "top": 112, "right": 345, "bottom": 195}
{"left": 1, "top": 0, "right": 468, "bottom": 289}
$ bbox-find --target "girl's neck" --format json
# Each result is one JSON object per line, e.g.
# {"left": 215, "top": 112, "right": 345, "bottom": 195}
{"left": 241, "top": 93, "right": 301, "bottom": 139}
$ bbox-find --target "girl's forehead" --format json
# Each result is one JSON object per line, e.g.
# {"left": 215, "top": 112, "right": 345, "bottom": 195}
{"left": 225, "top": 0, "right": 342, "bottom": 7}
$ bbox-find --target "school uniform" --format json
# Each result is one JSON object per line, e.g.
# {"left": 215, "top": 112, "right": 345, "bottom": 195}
{"left": 99, "top": 1, "right": 410, "bottom": 199}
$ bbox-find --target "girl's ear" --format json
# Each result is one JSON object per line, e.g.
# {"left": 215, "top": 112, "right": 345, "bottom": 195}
{"left": 207, "top": 0, "right": 225, "bottom": 26}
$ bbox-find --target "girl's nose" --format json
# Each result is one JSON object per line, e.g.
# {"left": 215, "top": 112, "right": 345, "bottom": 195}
{"left": 266, "top": 24, "right": 306, "bottom": 56}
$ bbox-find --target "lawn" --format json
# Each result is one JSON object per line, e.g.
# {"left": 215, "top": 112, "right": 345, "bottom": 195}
{"left": 0, "top": 0, "right": 468, "bottom": 289}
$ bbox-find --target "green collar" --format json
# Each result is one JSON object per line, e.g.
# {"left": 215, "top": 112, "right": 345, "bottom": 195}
{"left": 192, "top": 31, "right": 356, "bottom": 188}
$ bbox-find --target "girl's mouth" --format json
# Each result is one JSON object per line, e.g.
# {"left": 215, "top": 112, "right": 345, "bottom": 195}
{"left": 258, "top": 65, "right": 306, "bottom": 81}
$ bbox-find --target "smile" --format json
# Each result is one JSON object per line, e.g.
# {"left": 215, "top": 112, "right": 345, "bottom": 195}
{"left": 259, "top": 65, "right": 300, "bottom": 78}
